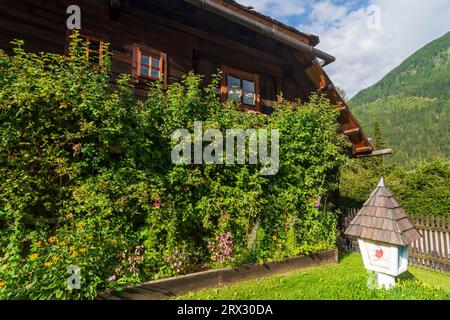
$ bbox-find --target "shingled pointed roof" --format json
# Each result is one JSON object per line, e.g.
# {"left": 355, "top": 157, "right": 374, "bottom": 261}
{"left": 345, "top": 177, "right": 422, "bottom": 246}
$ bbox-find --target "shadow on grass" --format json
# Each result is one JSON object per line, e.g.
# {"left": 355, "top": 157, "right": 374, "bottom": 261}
{"left": 337, "top": 251, "right": 419, "bottom": 281}
{"left": 397, "top": 270, "right": 417, "bottom": 281}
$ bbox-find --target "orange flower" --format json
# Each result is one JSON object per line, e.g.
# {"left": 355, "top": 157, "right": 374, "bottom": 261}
{"left": 44, "top": 262, "right": 53, "bottom": 267}
{"left": 34, "top": 241, "right": 42, "bottom": 247}
{"left": 69, "top": 246, "right": 76, "bottom": 251}
{"left": 48, "top": 236, "right": 57, "bottom": 244}
{"left": 52, "top": 257, "right": 60, "bottom": 262}
{"left": 0, "top": 282, "right": 5, "bottom": 288}
{"left": 79, "top": 248, "right": 88, "bottom": 253}
{"left": 72, "top": 252, "right": 78, "bottom": 257}
{"left": 58, "top": 241, "right": 66, "bottom": 247}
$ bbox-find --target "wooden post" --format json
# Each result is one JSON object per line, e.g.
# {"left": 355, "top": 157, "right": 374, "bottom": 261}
{"left": 431, "top": 216, "right": 438, "bottom": 272}
{"left": 425, "top": 216, "right": 432, "bottom": 270}
{"left": 436, "top": 217, "right": 443, "bottom": 273}
{"left": 444, "top": 218, "right": 450, "bottom": 273}
{"left": 417, "top": 216, "right": 424, "bottom": 269}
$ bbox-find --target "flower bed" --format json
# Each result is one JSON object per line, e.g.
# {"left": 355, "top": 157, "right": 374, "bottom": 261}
{"left": 98, "top": 249, "right": 338, "bottom": 300}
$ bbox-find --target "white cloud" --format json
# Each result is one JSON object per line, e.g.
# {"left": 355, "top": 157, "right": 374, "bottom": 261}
{"left": 309, "top": 0, "right": 348, "bottom": 25}
{"left": 236, "top": 0, "right": 450, "bottom": 98}
{"left": 235, "top": 0, "right": 307, "bottom": 17}
{"left": 302, "top": 0, "right": 450, "bottom": 97}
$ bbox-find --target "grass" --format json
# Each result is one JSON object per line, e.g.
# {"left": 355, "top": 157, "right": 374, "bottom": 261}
{"left": 177, "top": 253, "right": 450, "bottom": 300}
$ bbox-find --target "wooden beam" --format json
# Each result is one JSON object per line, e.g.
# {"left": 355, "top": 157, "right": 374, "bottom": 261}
{"left": 344, "top": 128, "right": 360, "bottom": 135}
{"left": 356, "top": 149, "right": 393, "bottom": 158}
{"left": 355, "top": 146, "right": 372, "bottom": 153}
{"left": 317, "top": 83, "right": 333, "bottom": 92}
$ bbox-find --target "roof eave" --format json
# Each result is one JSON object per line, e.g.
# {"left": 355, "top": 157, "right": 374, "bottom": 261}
{"left": 217, "top": 0, "right": 320, "bottom": 46}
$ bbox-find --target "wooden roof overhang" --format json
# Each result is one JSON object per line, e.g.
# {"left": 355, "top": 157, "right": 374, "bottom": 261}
{"left": 216, "top": 0, "right": 320, "bottom": 47}
{"left": 303, "top": 61, "right": 376, "bottom": 157}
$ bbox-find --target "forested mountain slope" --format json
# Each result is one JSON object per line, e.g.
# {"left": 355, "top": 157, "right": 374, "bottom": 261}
{"left": 350, "top": 32, "right": 450, "bottom": 166}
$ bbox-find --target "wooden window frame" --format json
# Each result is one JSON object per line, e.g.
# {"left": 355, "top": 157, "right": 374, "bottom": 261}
{"left": 221, "top": 66, "right": 260, "bottom": 109}
{"left": 82, "top": 35, "right": 105, "bottom": 65}
{"left": 138, "top": 50, "right": 162, "bottom": 80}
{"left": 132, "top": 44, "right": 167, "bottom": 86}
{"left": 64, "top": 30, "right": 108, "bottom": 67}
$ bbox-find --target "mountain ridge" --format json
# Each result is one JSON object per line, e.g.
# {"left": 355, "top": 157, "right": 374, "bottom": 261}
{"left": 352, "top": 31, "right": 450, "bottom": 105}
{"left": 349, "top": 31, "right": 450, "bottom": 167}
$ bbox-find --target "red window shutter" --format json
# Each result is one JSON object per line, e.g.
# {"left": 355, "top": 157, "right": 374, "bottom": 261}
{"left": 161, "top": 53, "right": 168, "bottom": 88}
{"left": 131, "top": 44, "right": 139, "bottom": 83}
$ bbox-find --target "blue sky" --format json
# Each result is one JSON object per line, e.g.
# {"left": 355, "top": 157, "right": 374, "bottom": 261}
{"left": 236, "top": 0, "right": 450, "bottom": 97}
{"left": 252, "top": 0, "right": 370, "bottom": 27}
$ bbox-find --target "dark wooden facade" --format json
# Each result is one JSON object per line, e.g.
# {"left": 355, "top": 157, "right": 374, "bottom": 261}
{"left": 0, "top": 0, "right": 374, "bottom": 156}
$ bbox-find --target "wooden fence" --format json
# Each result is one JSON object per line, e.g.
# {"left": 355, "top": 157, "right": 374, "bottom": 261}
{"left": 409, "top": 215, "right": 450, "bottom": 273}
{"left": 340, "top": 209, "right": 450, "bottom": 274}
{"left": 340, "top": 208, "right": 359, "bottom": 252}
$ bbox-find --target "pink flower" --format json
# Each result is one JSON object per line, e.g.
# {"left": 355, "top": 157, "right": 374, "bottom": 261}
{"left": 107, "top": 275, "right": 116, "bottom": 282}
{"left": 152, "top": 202, "right": 161, "bottom": 207}
{"left": 314, "top": 200, "right": 321, "bottom": 208}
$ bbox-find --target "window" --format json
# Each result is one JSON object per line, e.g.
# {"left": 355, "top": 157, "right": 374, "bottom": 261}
{"left": 221, "top": 66, "right": 259, "bottom": 108}
{"left": 81, "top": 36, "right": 105, "bottom": 65}
{"left": 65, "top": 31, "right": 107, "bottom": 66}
{"left": 227, "top": 75, "right": 257, "bottom": 106}
{"left": 138, "top": 51, "right": 163, "bottom": 80}
{"left": 132, "top": 45, "right": 167, "bottom": 84}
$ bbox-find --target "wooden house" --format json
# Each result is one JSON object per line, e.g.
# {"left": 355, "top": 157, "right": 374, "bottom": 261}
{"left": 0, "top": 0, "right": 389, "bottom": 157}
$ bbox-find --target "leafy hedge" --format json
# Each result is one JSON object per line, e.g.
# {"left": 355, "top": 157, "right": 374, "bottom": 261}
{"left": 0, "top": 36, "right": 346, "bottom": 299}
{"left": 340, "top": 158, "right": 450, "bottom": 217}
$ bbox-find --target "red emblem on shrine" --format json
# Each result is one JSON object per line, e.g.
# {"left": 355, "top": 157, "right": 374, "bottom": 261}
{"left": 375, "top": 248, "right": 384, "bottom": 259}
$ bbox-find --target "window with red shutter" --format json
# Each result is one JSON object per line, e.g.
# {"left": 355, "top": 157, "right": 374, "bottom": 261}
{"left": 132, "top": 45, "right": 167, "bottom": 85}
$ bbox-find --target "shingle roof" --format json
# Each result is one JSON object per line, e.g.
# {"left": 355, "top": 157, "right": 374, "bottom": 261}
{"left": 345, "top": 177, "right": 422, "bottom": 246}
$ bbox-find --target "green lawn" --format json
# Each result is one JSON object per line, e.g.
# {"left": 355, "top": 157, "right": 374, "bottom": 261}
{"left": 177, "top": 253, "right": 450, "bottom": 300}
